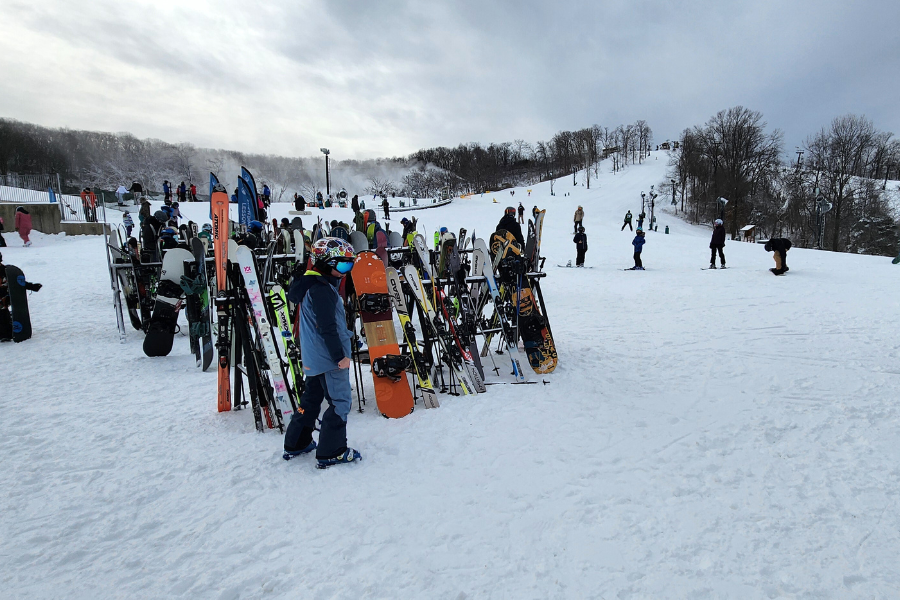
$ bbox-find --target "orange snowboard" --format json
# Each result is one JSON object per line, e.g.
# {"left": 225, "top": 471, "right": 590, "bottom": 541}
{"left": 351, "top": 251, "right": 414, "bottom": 418}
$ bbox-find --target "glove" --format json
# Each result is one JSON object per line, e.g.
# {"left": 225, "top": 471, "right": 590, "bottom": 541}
{"left": 26, "top": 283, "right": 42, "bottom": 292}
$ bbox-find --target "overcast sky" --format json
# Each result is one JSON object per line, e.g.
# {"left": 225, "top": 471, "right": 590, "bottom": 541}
{"left": 1, "top": 0, "right": 898, "bottom": 160}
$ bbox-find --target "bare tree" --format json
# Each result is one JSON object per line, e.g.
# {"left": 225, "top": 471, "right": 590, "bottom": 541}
{"left": 806, "top": 114, "right": 878, "bottom": 251}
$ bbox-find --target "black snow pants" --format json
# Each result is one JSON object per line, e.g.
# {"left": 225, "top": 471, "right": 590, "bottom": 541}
{"left": 710, "top": 247, "right": 725, "bottom": 266}
{"left": 633, "top": 252, "right": 643, "bottom": 268}
{"left": 283, "top": 372, "right": 349, "bottom": 459}
{"left": 576, "top": 249, "right": 586, "bottom": 266}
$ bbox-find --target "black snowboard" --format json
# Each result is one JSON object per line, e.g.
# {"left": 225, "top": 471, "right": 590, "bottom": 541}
{"left": 143, "top": 248, "right": 192, "bottom": 357}
{"left": 6, "top": 265, "right": 32, "bottom": 342}
{"left": 191, "top": 238, "right": 214, "bottom": 371}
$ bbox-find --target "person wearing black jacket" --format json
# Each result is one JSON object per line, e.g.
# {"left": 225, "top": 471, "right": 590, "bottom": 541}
{"left": 764, "top": 238, "right": 792, "bottom": 275}
{"left": 351, "top": 194, "right": 360, "bottom": 213}
{"left": 709, "top": 219, "right": 726, "bottom": 268}
{"left": 573, "top": 226, "right": 588, "bottom": 267}
{"left": 497, "top": 207, "right": 525, "bottom": 247}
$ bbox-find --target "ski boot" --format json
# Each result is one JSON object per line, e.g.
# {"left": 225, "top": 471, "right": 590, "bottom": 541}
{"left": 316, "top": 448, "right": 362, "bottom": 469}
{"left": 283, "top": 441, "right": 317, "bottom": 461}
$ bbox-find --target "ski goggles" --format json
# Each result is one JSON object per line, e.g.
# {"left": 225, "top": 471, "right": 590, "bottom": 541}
{"left": 332, "top": 259, "right": 354, "bottom": 274}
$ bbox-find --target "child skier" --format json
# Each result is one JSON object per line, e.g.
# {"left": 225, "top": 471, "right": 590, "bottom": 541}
{"left": 621, "top": 210, "right": 633, "bottom": 231}
{"left": 14, "top": 206, "right": 32, "bottom": 247}
{"left": 123, "top": 211, "right": 134, "bottom": 238}
{"left": 573, "top": 225, "right": 588, "bottom": 267}
{"left": 630, "top": 228, "right": 646, "bottom": 270}
{"left": 285, "top": 238, "right": 361, "bottom": 468}
{"left": 709, "top": 218, "right": 726, "bottom": 268}
{"left": 764, "top": 238, "right": 791, "bottom": 275}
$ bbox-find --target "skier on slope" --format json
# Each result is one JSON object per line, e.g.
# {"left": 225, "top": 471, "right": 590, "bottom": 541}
{"left": 630, "top": 227, "right": 646, "bottom": 270}
{"left": 573, "top": 205, "right": 584, "bottom": 233}
{"left": 0, "top": 252, "right": 42, "bottom": 342}
{"left": 573, "top": 225, "right": 588, "bottom": 267}
{"left": 497, "top": 206, "right": 525, "bottom": 246}
{"left": 621, "top": 210, "right": 633, "bottom": 231}
{"left": 381, "top": 196, "right": 390, "bottom": 220}
{"left": 284, "top": 237, "right": 361, "bottom": 468}
{"left": 637, "top": 211, "right": 646, "bottom": 230}
{"left": 517, "top": 202, "right": 525, "bottom": 224}
{"left": 764, "top": 237, "right": 792, "bottom": 275}
{"left": 709, "top": 219, "right": 726, "bottom": 269}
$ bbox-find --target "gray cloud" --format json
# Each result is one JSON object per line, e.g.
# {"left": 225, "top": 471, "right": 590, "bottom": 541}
{"left": 1, "top": 0, "right": 898, "bottom": 159}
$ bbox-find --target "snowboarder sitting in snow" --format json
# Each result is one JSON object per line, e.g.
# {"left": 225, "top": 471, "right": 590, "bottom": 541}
{"left": 0, "top": 252, "right": 42, "bottom": 342}
{"left": 709, "top": 218, "right": 726, "bottom": 268}
{"left": 764, "top": 238, "right": 791, "bottom": 275}
{"left": 574, "top": 206, "right": 584, "bottom": 233}
{"left": 497, "top": 206, "right": 525, "bottom": 247}
{"left": 285, "top": 237, "right": 361, "bottom": 468}
{"left": 631, "top": 228, "right": 646, "bottom": 270}
{"left": 573, "top": 226, "right": 588, "bottom": 267}
{"left": 622, "top": 210, "right": 633, "bottom": 231}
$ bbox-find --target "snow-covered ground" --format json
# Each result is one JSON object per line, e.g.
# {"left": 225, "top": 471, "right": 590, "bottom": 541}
{"left": 3, "top": 152, "right": 900, "bottom": 598}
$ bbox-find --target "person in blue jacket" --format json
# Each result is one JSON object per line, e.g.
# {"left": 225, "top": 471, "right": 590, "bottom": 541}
{"left": 630, "top": 227, "right": 646, "bottom": 270}
{"left": 162, "top": 180, "right": 171, "bottom": 202}
{"left": 284, "top": 237, "right": 361, "bottom": 468}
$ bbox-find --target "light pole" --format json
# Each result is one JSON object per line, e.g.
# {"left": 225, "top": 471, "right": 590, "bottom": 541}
{"left": 320, "top": 148, "right": 331, "bottom": 196}
{"left": 815, "top": 189, "right": 832, "bottom": 249}
{"left": 795, "top": 148, "right": 803, "bottom": 170}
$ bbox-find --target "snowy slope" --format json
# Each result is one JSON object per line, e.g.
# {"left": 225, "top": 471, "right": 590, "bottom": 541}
{"left": 3, "top": 152, "right": 900, "bottom": 598}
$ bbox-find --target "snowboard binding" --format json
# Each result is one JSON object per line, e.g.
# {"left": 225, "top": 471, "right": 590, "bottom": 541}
{"left": 372, "top": 354, "right": 413, "bottom": 382}
{"left": 358, "top": 293, "right": 392, "bottom": 314}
